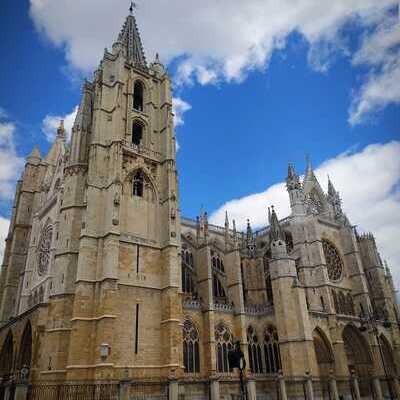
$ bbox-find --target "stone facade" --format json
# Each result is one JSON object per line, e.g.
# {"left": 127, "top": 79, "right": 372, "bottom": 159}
{"left": 0, "top": 10, "right": 399, "bottom": 400}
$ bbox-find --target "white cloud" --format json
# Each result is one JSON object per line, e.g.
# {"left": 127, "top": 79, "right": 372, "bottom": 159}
{"left": 0, "top": 112, "right": 24, "bottom": 201}
{"left": 172, "top": 97, "right": 191, "bottom": 127}
{"left": 30, "top": 0, "right": 400, "bottom": 121}
{"left": 41, "top": 106, "right": 78, "bottom": 142}
{"left": 349, "top": 12, "right": 400, "bottom": 124}
{"left": 0, "top": 217, "right": 10, "bottom": 264}
{"left": 172, "top": 97, "right": 191, "bottom": 152}
{"left": 210, "top": 141, "right": 400, "bottom": 287}
{"left": 30, "top": 1, "right": 395, "bottom": 81}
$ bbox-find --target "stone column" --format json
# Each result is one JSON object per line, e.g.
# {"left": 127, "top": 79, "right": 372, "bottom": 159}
{"left": 168, "top": 379, "right": 179, "bottom": 400}
{"left": 351, "top": 372, "right": 361, "bottom": 400}
{"left": 14, "top": 383, "right": 29, "bottom": 400}
{"left": 278, "top": 371, "right": 288, "bottom": 400}
{"left": 373, "top": 377, "right": 383, "bottom": 400}
{"left": 305, "top": 372, "right": 314, "bottom": 400}
{"left": 329, "top": 371, "right": 339, "bottom": 400}
{"left": 247, "top": 378, "right": 257, "bottom": 400}
{"left": 210, "top": 378, "right": 220, "bottom": 400}
{"left": 119, "top": 379, "right": 130, "bottom": 400}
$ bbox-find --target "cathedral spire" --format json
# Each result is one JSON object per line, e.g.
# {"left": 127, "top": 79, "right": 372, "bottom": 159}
{"left": 115, "top": 6, "right": 147, "bottom": 67}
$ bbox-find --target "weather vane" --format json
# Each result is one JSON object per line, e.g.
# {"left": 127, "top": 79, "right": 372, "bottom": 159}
{"left": 129, "top": 1, "right": 137, "bottom": 14}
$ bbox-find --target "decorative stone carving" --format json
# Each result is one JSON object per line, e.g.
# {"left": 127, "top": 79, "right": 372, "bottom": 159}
{"left": 322, "top": 239, "right": 343, "bottom": 281}
{"left": 37, "top": 224, "right": 53, "bottom": 276}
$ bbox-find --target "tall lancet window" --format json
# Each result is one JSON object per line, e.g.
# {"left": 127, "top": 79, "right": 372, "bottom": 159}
{"left": 183, "top": 319, "right": 200, "bottom": 373}
{"left": 215, "top": 323, "right": 233, "bottom": 373}
{"left": 247, "top": 326, "right": 263, "bottom": 373}
{"left": 133, "top": 81, "right": 144, "bottom": 111}
{"left": 133, "top": 170, "right": 144, "bottom": 197}
{"left": 264, "top": 326, "right": 281, "bottom": 373}
{"left": 132, "top": 121, "right": 143, "bottom": 146}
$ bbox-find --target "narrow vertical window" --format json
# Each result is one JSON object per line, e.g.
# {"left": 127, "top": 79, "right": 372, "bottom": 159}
{"left": 132, "top": 121, "right": 143, "bottom": 146}
{"left": 133, "top": 170, "right": 144, "bottom": 197}
{"left": 133, "top": 81, "right": 144, "bottom": 111}
{"left": 136, "top": 244, "right": 140, "bottom": 273}
{"left": 135, "top": 303, "right": 139, "bottom": 354}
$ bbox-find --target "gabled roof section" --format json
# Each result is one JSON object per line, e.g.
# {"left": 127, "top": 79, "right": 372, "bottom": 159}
{"left": 117, "top": 12, "right": 147, "bottom": 68}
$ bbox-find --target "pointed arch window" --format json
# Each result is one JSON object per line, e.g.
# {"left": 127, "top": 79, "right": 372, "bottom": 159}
{"left": 133, "top": 81, "right": 144, "bottom": 111}
{"left": 133, "top": 170, "right": 144, "bottom": 197}
{"left": 132, "top": 121, "right": 143, "bottom": 146}
{"left": 264, "top": 253, "right": 273, "bottom": 305}
{"left": 215, "top": 323, "right": 233, "bottom": 373}
{"left": 182, "top": 249, "right": 196, "bottom": 295}
{"left": 0, "top": 331, "right": 14, "bottom": 378}
{"left": 213, "top": 274, "right": 226, "bottom": 302}
{"left": 284, "top": 231, "right": 294, "bottom": 253}
{"left": 247, "top": 326, "right": 263, "bottom": 374}
{"left": 264, "top": 326, "right": 281, "bottom": 373}
{"left": 183, "top": 319, "right": 200, "bottom": 373}
{"left": 211, "top": 251, "right": 224, "bottom": 273}
{"left": 332, "top": 290, "right": 339, "bottom": 314}
{"left": 347, "top": 294, "right": 355, "bottom": 315}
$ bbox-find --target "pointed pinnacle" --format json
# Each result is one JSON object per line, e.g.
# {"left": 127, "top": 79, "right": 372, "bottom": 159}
{"left": 225, "top": 211, "right": 229, "bottom": 227}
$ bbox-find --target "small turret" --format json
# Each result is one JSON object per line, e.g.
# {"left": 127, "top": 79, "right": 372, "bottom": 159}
{"left": 246, "top": 219, "right": 256, "bottom": 257}
{"left": 224, "top": 211, "right": 230, "bottom": 249}
{"left": 26, "top": 146, "right": 41, "bottom": 165}
{"left": 302, "top": 155, "right": 327, "bottom": 215}
{"left": 56, "top": 119, "right": 66, "bottom": 141}
{"left": 285, "top": 162, "right": 306, "bottom": 217}
{"left": 269, "top": 206, "right": 287, "bottom": 258}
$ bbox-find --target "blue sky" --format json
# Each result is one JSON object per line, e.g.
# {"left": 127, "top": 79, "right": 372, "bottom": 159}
{"left": 0, "top": 1, "right": 399, "bottom": 283}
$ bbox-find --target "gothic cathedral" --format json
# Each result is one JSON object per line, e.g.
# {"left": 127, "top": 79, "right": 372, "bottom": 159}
{"left": 0, "top": 10, "right": 399, "bottom": 400}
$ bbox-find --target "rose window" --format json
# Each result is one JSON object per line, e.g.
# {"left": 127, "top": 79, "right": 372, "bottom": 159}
{"left": 322, "top": 240, "right": 343, "bottom": 281}
{"left": 38, "top": 225, "right": 53, "bottom": 276}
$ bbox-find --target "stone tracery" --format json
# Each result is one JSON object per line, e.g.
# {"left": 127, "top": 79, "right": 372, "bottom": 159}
{"left": 37, "top": 224, "right": 53, "bottom": 276}
{"left": 322, "top": 239, "right": 343, "bottom": 281}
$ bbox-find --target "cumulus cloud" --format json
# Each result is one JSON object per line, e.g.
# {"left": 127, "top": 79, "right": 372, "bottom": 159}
{"left": 41, "top": 106, "right": 78, "bottom": 142}
{"left": 0, "top": 112, "right": 24, "bottom": 201}
{"left": 349, "top": 12, "right": 400, "bottom": 124}
{"left": 29, "top": 0, "right": 400, "bottom": 121}
{"left": 172, "top": 97, "right": 191, "bottom": 127}
{"left": 210, "top": 141, "right": 400, "bottom": 286}
{"left": 0, "top": 217, "right": 9, "bottom": 264}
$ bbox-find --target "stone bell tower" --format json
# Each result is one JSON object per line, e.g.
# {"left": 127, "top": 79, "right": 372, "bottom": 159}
{"left": 64, "top": 8, "right": 182, "bottom": 381}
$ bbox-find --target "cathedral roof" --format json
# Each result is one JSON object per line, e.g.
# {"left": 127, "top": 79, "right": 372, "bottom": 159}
{"left": 116, "top": 9, "right": 147, "bottom": 68}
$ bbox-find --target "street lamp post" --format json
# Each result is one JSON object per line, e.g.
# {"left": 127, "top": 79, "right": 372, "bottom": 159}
{"left": 359, "top": 311, "right": 393, "bottom": 400}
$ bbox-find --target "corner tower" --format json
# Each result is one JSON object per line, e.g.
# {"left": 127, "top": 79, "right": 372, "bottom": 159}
{"left": 66, "top": 9, "right": 181, "bottom": 381}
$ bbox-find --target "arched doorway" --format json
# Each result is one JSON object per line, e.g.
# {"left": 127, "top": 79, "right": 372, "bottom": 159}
{"left": 313, "top": 328, "right": 334, "bottom": 400}
{"left": 378, "top": 334, "right": 397, "bottom": 399}
{"left": 17, "top": 322, "right": 32, "bottom": 374}
{"left": 313, "top": 328, "right": 334, "bottom": 377}
{"left": 342, "top": 325, "right": 373, "bottom": 397}
{"left": 0, "top": 331, "right": 14, "bottom": 379}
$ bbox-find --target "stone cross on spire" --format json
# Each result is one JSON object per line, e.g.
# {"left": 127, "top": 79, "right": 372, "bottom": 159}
{"left": 129, "top": 1, "right": 136, "bottom": 14}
